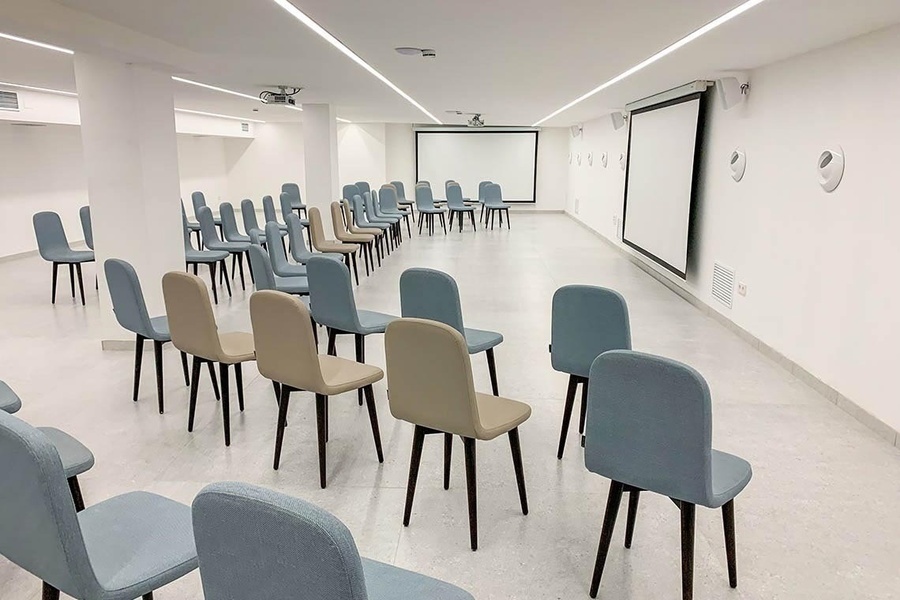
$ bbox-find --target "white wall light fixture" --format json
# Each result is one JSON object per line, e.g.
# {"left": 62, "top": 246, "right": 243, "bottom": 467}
{"left": 817, "top": 146, "right": 845, "bottom": 192}
{"left": 587, "top": 152, "right": 594, "bottom": 166}
{"left": 601, "top": 152, "right": 609, "bottom": 168}
{"left": 729, "top": 147, "right": 747, "bottom": 182}
{"left": 576, "top": 153, "right": 582, "bottom": 166}
{"left": 619, "top": 152, "right": 627, "bottom": 171}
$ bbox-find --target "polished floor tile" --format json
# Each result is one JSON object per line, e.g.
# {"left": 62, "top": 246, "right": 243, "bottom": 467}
{"left": 1, "top": 214, "right": 898, "bottom": 599}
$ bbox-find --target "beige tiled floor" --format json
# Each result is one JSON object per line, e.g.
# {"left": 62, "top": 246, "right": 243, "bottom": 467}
{"left": 1, "top": 214, "right": 898, "bottom": 599}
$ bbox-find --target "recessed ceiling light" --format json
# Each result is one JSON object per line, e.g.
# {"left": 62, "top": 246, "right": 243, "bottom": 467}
{"left": 0, "top": 81, "right": 77, "bottom": 96}
{"left": 270, "top": 0, "right": 441, "bottom": 124}
{"left": 531, "top": 0, "right": 769, "bottom": 126}
{"left": 395, "top": 47, "right": 421, "bottom": 56}
{"left": 0, "top": 32, "right": 73, "bottom": 55}
{"left": 174, "top": 108, "right": 265, "bottom": 123}
{"left": 336, "top": 117, "right": 352, "bottom": 124}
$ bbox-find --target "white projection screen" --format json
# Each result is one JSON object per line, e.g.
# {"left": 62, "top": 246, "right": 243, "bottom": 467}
{"left": 416, "top": 131, "right": 538, "bottom": 202}
{"left": 623, "top": 93, "right": 706, "bottom": 277}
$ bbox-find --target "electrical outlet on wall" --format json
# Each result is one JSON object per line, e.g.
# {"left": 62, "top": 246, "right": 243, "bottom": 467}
{"left": 737, "top": 282, "right": 747, "bottom": 297}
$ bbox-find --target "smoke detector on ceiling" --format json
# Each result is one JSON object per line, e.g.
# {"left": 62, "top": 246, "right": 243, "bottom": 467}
{"left": 395, "top": 47, "right": 436, "bottom": 58}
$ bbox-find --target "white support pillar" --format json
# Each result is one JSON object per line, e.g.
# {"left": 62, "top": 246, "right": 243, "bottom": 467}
{"left": 302, "top": 103, "right": 340, "bottom": 211}
{"left": 73, "top": 53, "right": 184, "bottom": 345}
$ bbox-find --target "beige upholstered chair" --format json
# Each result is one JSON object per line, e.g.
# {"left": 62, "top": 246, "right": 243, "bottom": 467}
{"left": 249, "top": 290, "right": 385, "bottom": 487}
{"left": 330, "top": 201, "right": 375, "bottom": 276}
{"left": 384, "top": 318, "right": 531, "bottom": 550}
{"left": 342, "top": 199, "right": 384, "bottom": 267}
{"left": 308, "top": 206, "right": 360, "bottom": 285}
{"left": 162, "top": 271, "right": 255, "bottom": 447}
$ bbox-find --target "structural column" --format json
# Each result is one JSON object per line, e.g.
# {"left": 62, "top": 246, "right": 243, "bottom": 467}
{"left": 73, "top": 53, "right": 184, "bottom": 344}
{"left": 302, "top": 103, "right": 340, "bottom": 212}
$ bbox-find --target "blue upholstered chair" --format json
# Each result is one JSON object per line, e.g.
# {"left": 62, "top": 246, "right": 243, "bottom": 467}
{"left": 477, "top": 180, "right": 493, "bottom": 223}
{"left": 79, "top": 206, "right": 93, "bottom": 250}
{"left": 183, "top": 214, "right": 230, "bottom": 307}
{"left": 279, "top": 192, "right": 310, "bottom": 249}
{"left": 0, "top": 380, "right": 23, "bottom": 414}
{"left": 414, "top": 184, "right": 448, "bottom": 236}
{"left": 191, "top": 190, "right": 220, "bottom": 229}
{"left": 350, "top": 195, "right": 392, "bottom": 255}
{"left": 0, "top": 411, "right": 198, "bottom": 600}
{"left": 281, "top": 182, "right": 307, "bottom": 218}
{"left": 400, "top": 268, "right": 503, "bottom": 395}
{"left": 105, "top": 258, "right": 192, "bottom": 413}
{"left": 391, "top": 180, "right": 415, "bottom": 213}
{"left": 33, "top": 211, "right": 95, "bottom": 305}
{"left": 584, "top": 350, "right": 753, "bottom": 600}
{"left": 446, "top": 183, "right": 477, "bottom": 232}
{"left": 308, "top": 255, "right": 397, "bottom": 404}
{"left": 285, "top": 214, "right": 343, "bottom": 265}
{"left": 247, "top": 244, "right": 309, "bottom": 297}
{"left": 379, "top": 184, "right": 412, "bottom": 236}
{"left": 265, "top": 221, "right": 307, "bottom": 277}
{"left": 182, "top": 201, "right": 202, "bottom": 248}
{"left": 262, "top": 195, "right": 289, "bottom": 236}
{"left": 365, "top": 191, "right": 401, "bottom": 247}
{"left": 354, "top": 181, "right": 371, "bottom": 196}
{"left": 198, "top": 206, "right": 249, "bottom": 291}
{"left": 240, "top": 198, "right": 266, "bottom": 245}
{"left": 219, "top": 202, "right": 250, "bottom": 243}
{"left": 340, "top": 199, "right": 383, "bottom": 268}
{"left": 192, "top": 482, "right": 473, "bottom": 599}
{"left": 551, "top": 284, "right": 631, "bottom": 458}
{"left": 483, "top": 183, "right": 511, "bottom": 229}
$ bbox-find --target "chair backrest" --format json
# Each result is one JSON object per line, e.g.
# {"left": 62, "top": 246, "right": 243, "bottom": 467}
{"left": 281, "top": 183, "right": 303, "bottom": 206}
{"left": 286, "top": 214, "right": 313, "bottom": 262}
{"left": 585, "top": 350, "right": 714, "bottom": 506}
{"left": 391, "top": 180, "right": 407, "bottom": 200}
{"left": 104, "top": 258, "right": 156, "bottom": 338}
{"left": 477, "top": 181, "right": 492, "bottom": 201}
{"left": 192, "top": 481, "right": 368, "bottom": 600}
{"left": 307, "top": 255, "right": 359, "bottom": 332}
{"left": 484, "top": 183, "right": 503, "bottom": 203}
{"left": 247, "top": 244, "right": 277, "bottom": 291}
{"left": 379, "top": 185, "right": 400, "bottom": 211}
{"left": 418, "top": 180, "right": 431, "bottom": 188}
{"left": 350, "top": 195, "right": 369, "bottom": 227}
{"left": 330, "top": 201, "right": 348, "bottom": 238}
{"left": 399, "top": 268, "right": 466, "bottom": 334}
{"left": 197, "top": 206, "right": 223, "bottom": 245}
{"left": 32, "top": 211, "right": 72, "bottom": 260}
{"left": 191, "top": 191, "right": 208, "bottom": 216}
{"left": 279, "top": 192, "right": 295, "bottom": 223}
{"left": 551, "top": 285, "right": 631, "bottom": 377}
{"left": 354, "top": 181, "right": 371, "bottom": 195}
{"left": 265, "top": 221, "right": 293, "bottom": 274}
{"left": 341, "top": 200, "right": 357, "bottom": 232}
{"left": 241, "top": 199, "right": 261, "bottom": 234}
{"left": 444, "top": 180, "right": 457, "bottom": 197}
{"left": 0, "top": 380, "right": 23, "bottom": 414}
{"left": 364, "top": 191, "right": 382, "bottom": 222}
{"left": 249, "top": 290, "right": 326, "bottom": 392}
{"left": 162, "top": 271, "right": 222, "bottom": 361}
{"left": 414, "top": 184, "right": 435, "bottom": 211}
{"left": 446, "top": 183, "right": 466, "bottom": 209}
{"left": 182, "top": 213, "right": 198, "bottom": 252}
{"left": 307, "top": 207, "right": 329, "bottom": 249}
{"left": 0, "top": 411, "right": 96, "bottom": 598}
{"left": 262, "top": 195, "right": 281, "bottom": 225}
{"left": 219, "top": 203, "right": 245, "bottom": 241}
{"left": 79, "top": 206, "right": 93, "bottom": 250}
{"left": 385, "top": 319, "right": 480, "bottom": 438}
{"left": 342, "top": 184, "right": 361, "bottom": 203}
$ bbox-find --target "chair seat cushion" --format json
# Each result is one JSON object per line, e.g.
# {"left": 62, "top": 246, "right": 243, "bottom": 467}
{"left": 79, "top": 491, "right": 197, "bottom": 597}
{"left": 37, "top": 427, "right": 95, "bottom": 478}
{"left": 275, "top": 275, "right": 310, "bottom": 296}
{"left": 147, "top": 316, "right": 172, "bottom": 342}
{"left": 205, "top": 241, "right": 250, "bottom": 252}
{"left": 464, "top": 327, "right": 504, "bottom": 354}
{"left": 418, "top": 207, "right": 447, "bottom": 214}
{"left": 362, "top": 558, "right": 474, "bottom": 600}
{"left": 709, "top": 450, "right": 753, "bottom": 508}
{"left": 0, "top": 381, "right": 22, "bottom": 414}
{"left": 357, "top": 310, "right": 399, "bottom": 335}
{"left": 273, "top": 263, "right": 308, "bottom": 278}
{"left": 485, "top": 203, "right": 510, "bottom": 209}
{"left": 339, "top": 232, "right": 375, "bottom": 243}
{"left": 218, "top": 331, "right": 255, "bottom": 364}
{"left": 225, "top": 234, "right": 251, "bottom": 243}
{"left": 47, "top": 250, "right": 95, "bottom": 264}
{"left": 185, "top": 221, "right": 201, "bottom": 231}
{"left": 474, "top": 393, "right": 532, "bottom": 440}
{"left": 186, "top": 250, "right": 229, "bottom": 263}
{"left": 449, "top": 206, "right": 475, "bottom": 212}
{"left": 318, "top": 355, "right": 383, "bottom": 396}
{"left": 351, "top": 227, "right": 383, "bottom": 236}
{"left": 317, "top": 241, "right": 358, "bottom": 253}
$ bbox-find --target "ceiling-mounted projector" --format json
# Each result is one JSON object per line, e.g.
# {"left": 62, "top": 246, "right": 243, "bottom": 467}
{"left": 259, "top": 85, "right": 302, "bottom": 106}
{"left": 468, "top": 114, "right": 484, "bottom": 127}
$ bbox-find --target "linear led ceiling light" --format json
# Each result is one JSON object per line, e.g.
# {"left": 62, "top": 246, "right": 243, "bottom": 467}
{"left": 336, "top": 117, "right": 352, "bottom": 124}
{"left": 171, "top": 76, "right": 261, "bottom": 101}
{"left": 531, "top": 0, "right": 769, "bottom": 127}
{"left": 0, "top": 32, "right": 73, "bottom": 54}
{"left": 174, "top": 108, "right": 265, "bottom": 123}
{"left": 0, "top": 81, "right": 77, "bottom": 96}
{"left": 269, "top": 0, "right": 441, "bottom": 124}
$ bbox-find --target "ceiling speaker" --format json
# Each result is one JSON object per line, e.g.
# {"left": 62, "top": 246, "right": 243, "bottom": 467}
{"left": 717, "top": 77, "right": 750, "bottom": 110}
{"left": 729, "top": 147, "right": 746, "bottom": 182}
{"left": 817, "top": 146, "right": 845, "bottom": 192}
{"left": 610, "top": 112, "right": 627, "bottom": 130}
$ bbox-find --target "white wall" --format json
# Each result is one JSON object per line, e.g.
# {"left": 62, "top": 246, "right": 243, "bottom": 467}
{"left": 223, "top": 122, "right": 305, "bottom": 204}
{"left": 177, "top": 135, "right": 229, "bottom": 208}
{"left": 338, "top": 123, "right": 387, "bottom": 191}
{"left": 567, "top": 24, "right": 900, "bottom": 433}
{"left": 385, "top": 123, "right": 416, "bottom": 193}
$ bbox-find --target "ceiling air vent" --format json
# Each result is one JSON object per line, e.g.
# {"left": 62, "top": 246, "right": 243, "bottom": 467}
{"left": 0, "top": 91, "right": 20, "bottom": 111}
{"left": 712, "top": 262, "right": 735, "bottom": 308}
{"left": 241, "top": 122, "right": 249, "bottom": 132}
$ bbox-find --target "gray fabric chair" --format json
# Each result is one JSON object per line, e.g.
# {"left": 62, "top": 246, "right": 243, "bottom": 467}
{"left": 248, "top": 245, "right": 309, "bottom": 297}
{"left": 351, "top": 195, "right": 392, "bottom": 255}
{"left": 281, "top": 182, "right": 307, "bottom": 218}
{"left": 285, "top": 214, "right": 343, "bottom": 265}
{"left": 400, "top": 268, "right": 503, "bottom": 395}
{"left": 192, "top": 482, "right": 473, "bottom": 599}
{"left": 483, "top": 183, "right": 510, "bottom": 230}
{"left": 551, "top": 284, "right": 631, "bottom": 458}
{"left": 0, "top": 411, "right": 197, "bottom": 600}
{"left": 391, "top": 180, "right": 415, "bottom": 213}
{"left": 220, "top": 203, "right": 255, "bottom": 285}
{"left": 240, "top": 198, "right": 267, "bottom": 245}
{"left": 191, "top": 191, "right": 220, "bottom": 228}
{"left": 198, "top": 206, "right": 249, "bottom": 291}
{"left": 477, "top": 180, "right": 493, "bottom": 223}
{"left": 446, "top": 183, "right": 477, "bottom": 232}
{"left": 183, "top": 214, "right": 230, "bottom": 307}
{"left": 79, "top": 206, "right": 94, "bottom": 250}
{"left": 279, "top": 192, "right": 310, "bottom": 251}
{"left": 266, "top": 221, "right": 307, "bottom": 277}
{"left": 584, "top": 350, "right": 753, "bottom": 600}
{"left": 414, "top": 184, "right": 448, "bottom": 236}
{"left": 379, "top": 184, "right": 412, "bottom": 237}
{"left": 365, "top": 191, "right": 401, "bottom": 248}
{"left": 33, "top": 211, "right": 95, "bottom": 305}
{"left": 354, "top": 181, "right": 371, "bottom": 196}
{"left": 182, "top": 201, "right": 202, "bottom": 248}
{"left": 0, "top": 379, "right": 23, "bottom": 413}
{"left": 105, "top": 259, "right": 192, "bottom": 413}
{"left": 262, "top": 195, "right": 289, "bottom": 236}
{"left": 308, "top": 255, "right": 397, "bottom": 405}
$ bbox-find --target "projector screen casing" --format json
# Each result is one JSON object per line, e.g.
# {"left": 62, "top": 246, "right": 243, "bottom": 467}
{"left": 415, "top": 130, "right": 539, "bottom": 203}
{"left": 622, "top": 92, "right": 708, "bottom": 278}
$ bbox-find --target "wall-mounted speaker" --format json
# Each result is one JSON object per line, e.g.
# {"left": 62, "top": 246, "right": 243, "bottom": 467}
{"left": 610, "top": 111, "right": 628, "bottom": 130}
{"left": 717, "top": 77, "right": 750, "bottom": 110}
{"left": 729, "top": 147, "right": 746, "bottom": 182}
{"left": 817, "top": 146, "right": 845, "bottom": 192}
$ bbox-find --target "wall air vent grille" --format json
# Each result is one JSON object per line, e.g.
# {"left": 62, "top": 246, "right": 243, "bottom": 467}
{"left": 712, "top": 262, "right": 735, "bottom": 308}
{"left": 0, "top": 91, "right": 19, "bottom": 111}
{"left": 241, "top": 122, "right": 250, "bottom": 132}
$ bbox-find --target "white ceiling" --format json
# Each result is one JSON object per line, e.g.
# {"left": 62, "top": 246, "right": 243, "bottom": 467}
{"left": 1, "top": 0, "right": 898, "bottom": 126}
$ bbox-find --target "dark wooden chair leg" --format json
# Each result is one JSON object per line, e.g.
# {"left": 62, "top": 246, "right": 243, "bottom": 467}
{"left": 505, "top": 208, "right": 511, "bottom": 229}
{"left": 67, "top": 476, "right": 85, "bottom": 511}
{"left": 403, "top": 425, "right": 426, "bottom": 526}
{"left": 351, "top": 253, "right": 360, "bottom": 286}
{"left": 354, "top": 334, "right": 365, "bottom": 405}
{"left": 722, "top": 500, "right": 738, "bottom": 588}
{"left": 208, "top": 262, "right": 219, "bottom": 304}
{"left": 310, "top": 316, "right": 319, "bottom": 345}
{"left": 680, "top": 501, "right": 696, "bottom": 600}
{"left": 486, "top": 348, "right": 499, "bottom": 396}
{"left": 624, "top": 490, "right": 641, "bottom": 548}
{"left": 469, "top": 211, "right": 477, "bottom": 231}
{"left": 51, "top": 262, "right": 59, "bottom": 304}
{"left": 327, "top": 328, "right": 337, "bottom": 356}
{"left": 315, "top": 393, "right": 328, "bottom": 488}
{"left": 273, "top": 384, "right": 291, "bottom": 469}
{"left": 188, "top": 356, "right": 202, "bottom": 432}
{"left": 179, "top": 351, "right": 190, "bottom": 386}
{"left": 418, "top": 212, "right": 424, "bottom": 234}
{"left": 246, "top": 251, "right": 255, "bottom": 284}
{"left": 68, "top": 263, "right": 75, "bottom": 298}
{"left": 206, "top": 361, "right": 221, "bottom": 400}
{"left": 443, "top": 432, "right": 452, "bottom": 490}
{"left": 132, "top": 334, "right": 145, "bottom": 402}
{"left": 579, "top": 377, "right": 589, "bottom": 447}
{"left": 508, "top": 427, "right": 528, "bottom": 515}
{"left": 235, "top": 362, "right": 244, "bottom": 411}
{"left": 152, "top": 340, "right": 165, "bottom": 413}
{"left": 142, "top": 593, "right": 154, "bottom": 599}
{"left": 219, "top": 362, "right": 231, "bottom": 446}
{"left": 462, "top": 436, "right": 478, "bottom": 550}
{"left": 42, "top": 582, "right": 60, "bottom": 600}
{"left": 557, "top": 375, "right": 578, "bottom": 459}
{"left": 236, "top": 252, "right": 246, "bottom": 290}
{"left": 363, "top": 385, "right": 383, "bottom": 462}
{"left": 221, "top": 260, "right": 232, "bottom": 297}
{"left": 75, "top": 263, "right": 86, "bottom": 305}
{"left": 589, "top": 480, "right": 625, "bottom": 598}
